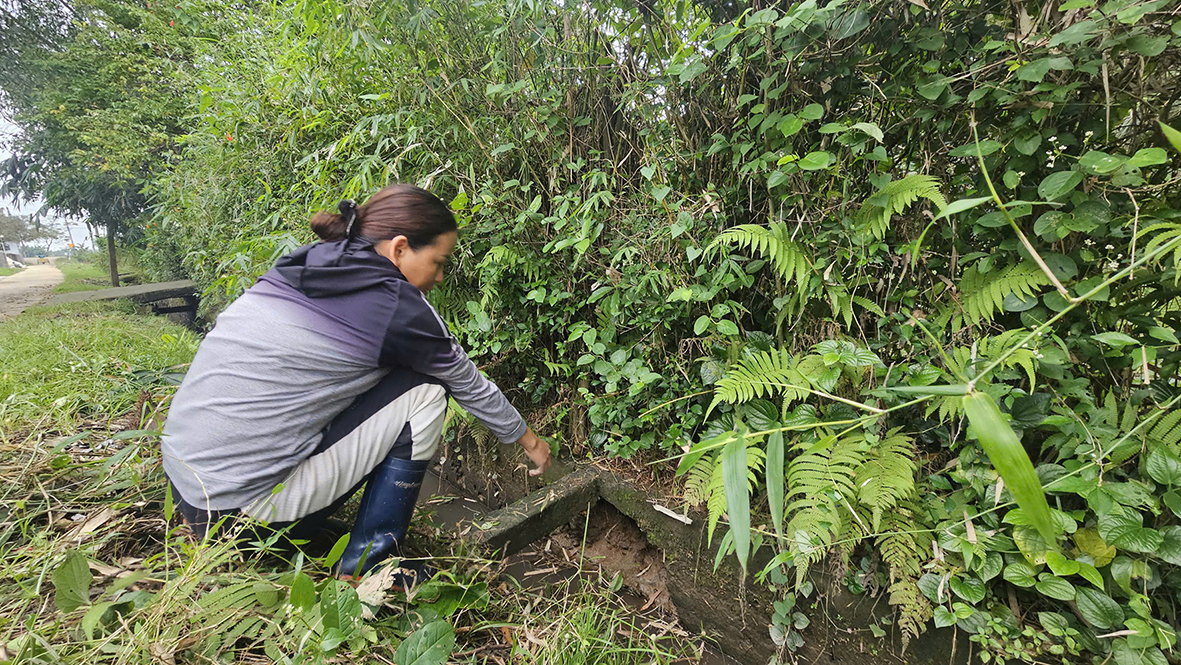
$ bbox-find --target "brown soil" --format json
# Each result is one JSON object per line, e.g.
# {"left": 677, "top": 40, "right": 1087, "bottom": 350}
{"left": 548, "top": 502, "right": 674, "bottom": 613}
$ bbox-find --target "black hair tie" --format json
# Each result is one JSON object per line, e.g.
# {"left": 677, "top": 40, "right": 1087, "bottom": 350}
{"left": 338, "top": 199, "right": 358, "bottom": 239}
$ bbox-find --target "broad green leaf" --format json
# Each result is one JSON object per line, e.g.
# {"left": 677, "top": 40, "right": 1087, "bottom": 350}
{"left": 1093, "top": 332, "right": 1139, "bottom": 348}
{"left": 321, "top": 579, "right": 363, "bottom": 634}
{"left": 1048, "top": 20, "right": 1098, "bottom": 46}
{"left": 766, "top": 431, "right": 785, "bottom": 545}
{"left": 393, "top": 620, "right": 456, "bottom": 665}
{"left": 678, "top": 60, "right": 707, "bottom": 83}
{"left": 1165, "top": 491, "right": 1181, "bottom": 517}
{"left": 849, "top": 122, "right": 883, "bottom": 141}
{"left": 1017, "top": 58, "right": 1054, "bottom": 82}
{"left": 1013, "top": 132, "right": 1042, "bottom": 155}
{"left": 1128, "top": 148, "right": 1167, "bottom": 168}
{"left": 1003, "top": 508, "right": 1076, "bottom": 534}
{"left": 1037, "top": 171, "right": 1084, "bottom": 201}
{"left": 1003, "top": 562, "right": 1037, "bottom": 587}
{"left": 1157, "top": 526, "right": 1181, "bottom": 565}
{"left": 798, "top": 151, "right": 833, "bottom": 170}
{"left": 1149, "top": 326, "right": 1179, "bottom": 344}
{"left": 767, "top": 171, "right": 789, "bottom": 188}
{"left": 1039, "top": 611, "right": 1070, "bottom": 636}
{"left": 716, "top": 319, "right": 740, "bottom": 336}
{"left": 1146, "top": 448, "right": 1181, "bottom": 486}
{"left": 1035, "top": 574, "right": 1076, "bottom": 600}
{"left": 934, "top": 606, "right": 956, "bottom": 628}
{"left": 916, "top": 78, "right": 947, "bottom": 100}
{"left": 950, "top": 576, "right": 985, "bottom": 603}
{"left": 830, "top": 10, "right": 869, "bottom": 39}
{"left": 977, "top": 551, "right": 1003, "bottom": 582}
{"left": 1078, "top": 150, "right": 1125, "bottom": 174}
{"left": 799, "top": 103, "right": 824, "bottom": 120}
{"left": 320, "top": 627, "right": 346, "bottom": 652}
{"left": 81, "top": 601, "right": 118, "bottom": 639}
{"left": 1077, "top": 561, "right": 1104, "bottom": 589}
{"left": 1046, "top": 551, "right": 1080, "bottom": 576}
{"left": 1099, "top": 511, "right": 1163, "bottom": 553}
{"left": 722, "top": 429, "right": 751, "bottom": 575}
{"left": 963, "top": 392, "right": 1058, "bottom": 545}
{"left": 290, "top": 572, "right": 316, "bottom": 611}
{"left": 1160, "top": 121, "right": 1181, "bottom": 153}
{"left": 53, "top": 550, "right": 92, "bottom": 613}
{"left": 778, "top": 114, "right": 804, "bottom": 136}
{"left": 1076, "top": 587, "right": 1123, "bottom": 630}
{"left": 949, "top": 140, "right": 1001, "bottom": 157}
{"left": 712, "top": 24, "right": 740, "bottom": 49}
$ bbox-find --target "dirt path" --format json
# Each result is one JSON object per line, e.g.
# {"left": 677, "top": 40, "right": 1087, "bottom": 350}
{"left": 0, "top": 263, "right": 65, "bottom": 321}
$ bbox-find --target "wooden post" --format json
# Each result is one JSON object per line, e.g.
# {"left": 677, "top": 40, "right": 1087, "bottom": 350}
{"left": 106, "top": 220, "right": 119, "bottom": 287}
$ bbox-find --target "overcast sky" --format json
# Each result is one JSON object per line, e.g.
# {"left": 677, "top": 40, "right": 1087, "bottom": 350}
{"left": 1, "top": 115, "right": 96, "bottom": 249}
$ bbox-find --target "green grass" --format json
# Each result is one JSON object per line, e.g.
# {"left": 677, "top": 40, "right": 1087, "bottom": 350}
{"left": 53, "top": 259, "right": 116, "bottom": 293}
{"left": 0, "top": 266, "right": 23, "bottom": 277}
{"left": 0, "top": 300, "right": 199, "bottom": 433}
{"left": 0, "top": 302, "right": 702, "bottom": 664}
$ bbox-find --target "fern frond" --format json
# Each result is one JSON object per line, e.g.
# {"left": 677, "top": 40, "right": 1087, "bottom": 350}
{"left": 956, "top": 261, "right": 1051, "bottom": 328}
{"left": 683, "top": 452, "right": 718, "bottom": 508}
{"left": 706, "top": 441, "right": 766, "bottom": 542}
{"left": 856, "top": 429, "right": 917, "bottom": 531}
{"left": 1151, "top": 409, "right": 1181, "bottom": 449}
{"left": 945, "top": 330, "right": 1039, "bottom": 388}
{"left": 888, "top": 578, "right": 933, "bottom": 651}
{"left": 857, "top": 174, "right": 946, "bottom": 240}
{"left": 710, "top": 348, "right": 809, "bottom": 413}
{"left": 878, "top": 502, "right": 932, "bottom": 650}
{"left": 784, "top": 433, "right": 868, "bottom": 588}
{"left": 710, "top": 222, "right": 812, "bottom": 292}
{"left": 1139, "top": 222, "right": 1181, "bottom": 283}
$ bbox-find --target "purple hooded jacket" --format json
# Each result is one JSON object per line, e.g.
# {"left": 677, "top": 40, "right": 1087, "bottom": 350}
{"left": 161, "top": 237, "right": 525, "bottom": 511}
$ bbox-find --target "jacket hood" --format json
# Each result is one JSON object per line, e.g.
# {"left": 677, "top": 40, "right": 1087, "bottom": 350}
{"left": 271, "top": 238, "right": 407, "bottom": 298}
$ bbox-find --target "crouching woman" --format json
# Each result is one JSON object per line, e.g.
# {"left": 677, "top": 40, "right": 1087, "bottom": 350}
{"left": 160, "top": 184, "right": 551, "bottom": 580}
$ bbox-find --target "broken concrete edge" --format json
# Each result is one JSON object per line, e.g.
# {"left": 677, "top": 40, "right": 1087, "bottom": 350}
{"left": 461, "top": 464, "right": 600, "bottom": 556}
{"left": 455, "top": 462, "right": 963, "bottom": 665}
{"left": 458, "top": 462, "right": 748, "bottom": 576}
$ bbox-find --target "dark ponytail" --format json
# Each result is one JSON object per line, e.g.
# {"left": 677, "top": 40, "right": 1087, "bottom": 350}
{"left": 309, "top": 184, "right": 457, "bottom": 248}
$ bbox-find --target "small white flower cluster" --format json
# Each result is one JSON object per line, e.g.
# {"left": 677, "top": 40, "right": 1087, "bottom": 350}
{"left": 1085, "top": 238, "right": 1095, "bottom": 246}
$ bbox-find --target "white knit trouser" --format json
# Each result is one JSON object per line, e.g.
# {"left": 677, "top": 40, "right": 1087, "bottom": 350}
{"left": 242, "top": 383, "right": 446, "bottom": 523}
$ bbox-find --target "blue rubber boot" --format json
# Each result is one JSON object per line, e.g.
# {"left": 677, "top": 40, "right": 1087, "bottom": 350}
{"left": 335, "top": 455, "right": 430, "bottom": 580}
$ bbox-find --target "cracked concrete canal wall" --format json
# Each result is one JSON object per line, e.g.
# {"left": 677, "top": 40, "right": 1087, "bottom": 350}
{"left": 440, "top": 435, "right": 966, "bottom": 665}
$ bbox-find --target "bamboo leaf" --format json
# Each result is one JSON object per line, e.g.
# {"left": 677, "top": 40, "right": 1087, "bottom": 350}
{"left": 722, "top": 428, "right": 751, "bottom": 576}
{"left": 962, "top": 391, "right": 1059, "bottom": 545}
{"left": 767, "top": 430, "right": 785, "bottom": 545}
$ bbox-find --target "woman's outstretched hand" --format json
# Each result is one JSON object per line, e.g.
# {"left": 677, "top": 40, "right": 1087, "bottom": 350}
{"left": 517, "top": 426, "right": 552, "bottom": 477}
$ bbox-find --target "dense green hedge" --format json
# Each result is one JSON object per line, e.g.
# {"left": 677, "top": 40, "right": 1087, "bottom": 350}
{"left": 138, "top": 0, "right": 1181, "bottom": 661}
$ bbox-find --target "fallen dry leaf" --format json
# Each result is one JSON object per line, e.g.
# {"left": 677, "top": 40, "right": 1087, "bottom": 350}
{"left": 65, "top": 508, "right": 119, "bottom": 543}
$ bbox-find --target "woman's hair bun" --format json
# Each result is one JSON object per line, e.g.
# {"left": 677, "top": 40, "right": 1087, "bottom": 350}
{"left": 310, "top": 211, "right": 347, "bottom": 241}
